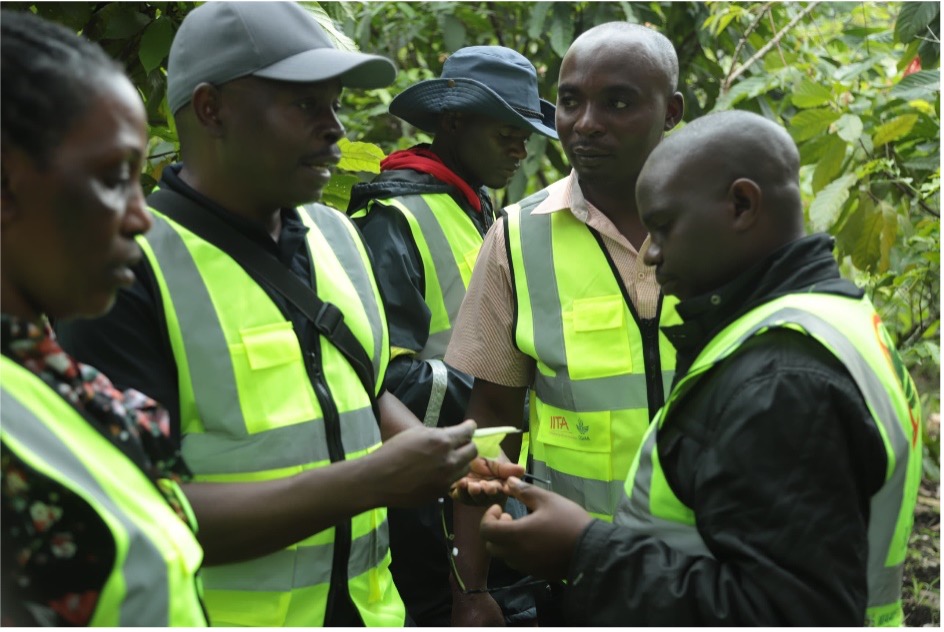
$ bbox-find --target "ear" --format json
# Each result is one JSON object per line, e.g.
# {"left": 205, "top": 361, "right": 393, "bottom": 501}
{"left": 190, "top": 82, "right": 225, "bottom": 138}
{"left": 663, "top": 92, "right": 684, "bottom": 132}
{"left": 728, "top": 178, "right": 762, "bottom": 232}
{"left": 438, "top": 110, "right": 464, "bottom": 134}
{"left": 1, "top": 146, "right": 32, "bottom": 228}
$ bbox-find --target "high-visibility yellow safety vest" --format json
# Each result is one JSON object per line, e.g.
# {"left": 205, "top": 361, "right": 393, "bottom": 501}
{"left": 353, "top": 192, "right": 484, "bottom": 427}
{"left": 139, "top": 201, "right": 404, "bottom": 627}
{"left": 1, "top": 357, "right": 207, "bottom": 626}
{"left": 617, "top": 292, "right": 922, "bottom": 626}
{"left": 505, "top": 184, "right": 680, "bottom": 521}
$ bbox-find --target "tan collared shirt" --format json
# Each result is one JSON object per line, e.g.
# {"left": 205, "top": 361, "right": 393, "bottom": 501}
{"left": 444, "top": 172, "right": 661, "bottom": 387}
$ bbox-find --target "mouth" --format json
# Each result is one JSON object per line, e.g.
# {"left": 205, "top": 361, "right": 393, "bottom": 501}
{"left": 570, "top": 144, "right": 612, "bottom": 159}
{"left": 300, "top": 151, "right": 341, "bottom": 181}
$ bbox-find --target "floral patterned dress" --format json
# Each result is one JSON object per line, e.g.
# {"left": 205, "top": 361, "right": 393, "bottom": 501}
{"left": 1, "top": 314, "right": 195, "bottom": 626}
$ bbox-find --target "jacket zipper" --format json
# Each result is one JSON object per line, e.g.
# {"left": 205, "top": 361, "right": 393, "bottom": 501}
{"left": 305, "top": 347, "right": 353, "bottom": 626}
{"left": 640, "top": 313, "right": 666, "bottom": 421}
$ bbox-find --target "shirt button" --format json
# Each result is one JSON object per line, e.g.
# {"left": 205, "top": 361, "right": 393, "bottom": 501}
{"left": 638, "top": 272, "right": 646, "bottom": 279}
{"left": 710, "top": 295, "right": 722, "bottom": 305}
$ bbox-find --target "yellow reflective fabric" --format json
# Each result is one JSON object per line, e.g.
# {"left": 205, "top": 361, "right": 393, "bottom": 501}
{"left": 141, "top": 203, "right": 402, "bottom": 627}
{"left": 1, "top": 358, "right": 207, "bottom": 626}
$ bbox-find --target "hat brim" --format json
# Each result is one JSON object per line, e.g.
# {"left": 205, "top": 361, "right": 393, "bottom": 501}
{"left": 389, "top": 78, "right": 558, "bottom": 139}
{"left": 254, "top": 49, "right": 397, "bottom": 89}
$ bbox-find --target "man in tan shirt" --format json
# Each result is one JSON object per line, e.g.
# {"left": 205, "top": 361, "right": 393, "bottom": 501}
{"left": 444, "top": 21, "right": 684, "bottom": 626}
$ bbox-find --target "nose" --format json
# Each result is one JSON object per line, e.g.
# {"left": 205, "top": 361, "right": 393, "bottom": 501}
{"left": 643, "top": 240, "right": 662, "bottom": 267}
{"left": 322, "top": 109, "right": 345, "bottom": 145}
{"left": 573, "top": 103, "right": 604, "bottom": 137}
{"left": 123, "top": 183, "right": 153, "bottom": 237}
{"left": 509, "top": 138, "right": 528, "bottom": 161}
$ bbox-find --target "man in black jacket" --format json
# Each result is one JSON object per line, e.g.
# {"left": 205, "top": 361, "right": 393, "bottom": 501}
{"left": 478, "top": 110, "right": 922, "bottom": 626}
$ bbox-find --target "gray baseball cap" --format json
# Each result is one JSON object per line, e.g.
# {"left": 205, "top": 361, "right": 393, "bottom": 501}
{"left": 167, "top": 1, "right": 396, "bottom": 114}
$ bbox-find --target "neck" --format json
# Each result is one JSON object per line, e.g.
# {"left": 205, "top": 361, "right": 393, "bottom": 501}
{"left": 0, "top": 277, "right": 42, "bottom": 322}
{"left": 178, "top": 165, "right": 281, "bottom": 241}
{"left": 579, "top": 177, "right": 648, "bottom": 250}
{"left": 429, "top": 138, "right": 480, "bottom": 189}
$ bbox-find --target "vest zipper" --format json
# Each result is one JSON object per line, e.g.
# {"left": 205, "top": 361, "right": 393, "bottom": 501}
{"left": 305, "top": 348, "right": 355, "bottom": 626}
{"left": 641, "top": 318, "right": 665, "bottom": 421}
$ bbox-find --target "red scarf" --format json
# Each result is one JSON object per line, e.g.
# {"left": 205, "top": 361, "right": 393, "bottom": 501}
{"left": 380, "top": 147, "right": 482, "bottom": 212}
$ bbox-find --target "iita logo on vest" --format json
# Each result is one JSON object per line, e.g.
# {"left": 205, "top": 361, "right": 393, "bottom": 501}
{"left": 548, "top": 415, "right": 591, "bottom": 441}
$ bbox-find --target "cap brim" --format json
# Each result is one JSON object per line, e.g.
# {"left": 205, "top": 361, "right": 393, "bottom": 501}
{"left": 253, "top": 49, "right": 397, "bottom": 89}
{"left": 389, "top": 78, "right": 557, "bottom": 139}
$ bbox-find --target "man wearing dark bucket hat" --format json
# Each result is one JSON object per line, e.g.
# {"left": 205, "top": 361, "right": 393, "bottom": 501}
{"left": 444, "top": 22, "right": 685, "bottom": 625}
{"left": 56, "top": 2, "right": 486, "bottom": 627}
{"left": 346, "top": 45, "right": 557, "bottom": 626}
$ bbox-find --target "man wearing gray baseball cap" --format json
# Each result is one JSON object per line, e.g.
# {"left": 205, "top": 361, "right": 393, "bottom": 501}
{"left": 56, "top": 2, "right": 488, "bottom": 627}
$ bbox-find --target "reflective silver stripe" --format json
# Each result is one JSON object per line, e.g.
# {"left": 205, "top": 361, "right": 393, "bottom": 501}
{"left": 749, "top": 308, "right": 908, "bottom": 608}
{"left": 531, "top": 459, "right": 623, "bottom": 516}
{"left": 422, "top": 329, "right": 454, "bottom": 361}
{"left": 517, "top": 208, "right": 567, "bottom": 370}
{"left": 146, "top": 214, "right": 246, "bottom": 435}
{"left": 423, "top": 359, "right": 448, "bottom": 427}
{"left": 302, "top": 204, "right": 384, "bottom": 382}
{"left": 534, "top": 370, "right": 674, "bottom": 411}
{"left": 395, "top": 196, "right": 467, "bottom": 358}
{"left": 202, "top": 519, "right": 389, "bottom": 591}
{"left": 183, "top": 408, "right": 378, "bottom": 475}
{"left": 1, "top": 389, "right": 170, "bottom": 626}
{"left": 615, "top": 426, "right": 712, "bottom": 556}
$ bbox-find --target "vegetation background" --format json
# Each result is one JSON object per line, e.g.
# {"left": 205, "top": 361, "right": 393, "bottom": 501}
{"left": 6, "top": 1, "right": 938, "bottom": 624}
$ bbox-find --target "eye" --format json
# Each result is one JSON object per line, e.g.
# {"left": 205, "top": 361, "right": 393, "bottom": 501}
{"left": 612, "top": 99, "right": 629, "bottom": 109}
{"left": 559, "top": 96, "right": 578, "bottom": 109}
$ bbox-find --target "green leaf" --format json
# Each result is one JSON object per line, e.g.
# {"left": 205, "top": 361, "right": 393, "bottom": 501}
{"left": 835, "top": 114, "right": 864, "bottom": 143}
{"left": 321, "top": 173, "right": 361, "bottom": 211}
{"left": 139, "top": 17, "right": 175, "bottom": 73}
{"left": 879, "top": 201, "right": 898, "bottom": 273}
{"left": 301, "top": 2, "right": 357, "bottom": 51}
{"left": 872, "top": 114, "right": 919, "bottom": 146}
{"left": 549, "top": 12, "right": 573, "bottom": 58}
{"left": 528, "top": 2, "right": 553, "bottom": 40}
{"left": 789, "top": 108, "right": 842, "bottom": 142}
{"left": 894, "top": 1, "right": 939, "bottom": 43}
{"left": 101, "top": 4, "right": 150, "bottom": 39}
{"left": 809, "top": 173, "right": 857, "bottom": 231}
{"left": 337, "top": 138, "right": 386, "bottom": 174}
{"left": 890, "top": 70, "right": 940, "bottom": 101}
{"left": 792, "top": 80, "right": 833, "bottom": 108}
{"left": 812, "top": 136, "right": 848, "bottom": 194}
{"left": 442, "top": 14, "right": 467, "bottom": 52}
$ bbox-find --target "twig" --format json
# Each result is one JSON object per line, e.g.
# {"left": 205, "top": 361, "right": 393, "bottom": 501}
{"left": 721, "top": 2, "right": 773, "bottom": 91}
{"left": 485, "top": 2, "right": 505, "bottom": 48}
{"left": 723, "top": 1, "right": 822, "bottom": 92}
{"left": 767, "top": 9, "right": 788, "bottom": 69}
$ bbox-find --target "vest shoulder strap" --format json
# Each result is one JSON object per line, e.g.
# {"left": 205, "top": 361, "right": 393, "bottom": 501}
{"left": 146, "top": 188, "right": 378, "bottom": 417}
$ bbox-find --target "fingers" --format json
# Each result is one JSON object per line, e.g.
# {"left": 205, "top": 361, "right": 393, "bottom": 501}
{"left": 445, "top": 419, "right": 477, "bottom": 447}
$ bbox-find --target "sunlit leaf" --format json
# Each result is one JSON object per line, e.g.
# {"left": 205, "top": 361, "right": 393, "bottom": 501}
{"left": 810, "top": 173, "right": 857, "bottom": 231}
{"left": 872, "top": 114, "right": 919, "bottom": 146}
{"left": 789, "top": 108, "right": 842, "bottom": 142}
{"left": 812, "top": 136, "right": 848, "bottom": 194}
{"left": 792, "top": 80, "right": 833, "bottom": 108}
{"left": 890, "top": 70, "right": 940, "bottom": 101}
{"left": 835, "top": 114, "right": 864, "bottom": 143}
{"left": 337, "top": 138, "right": 386, "bottom": 174}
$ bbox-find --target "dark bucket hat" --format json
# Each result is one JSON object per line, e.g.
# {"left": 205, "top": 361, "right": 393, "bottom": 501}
{"left": 389, "top": 46, "right": 557, "bottom": 139}
{"left": 167, "top": 1, "right": 396, "bottom": 114}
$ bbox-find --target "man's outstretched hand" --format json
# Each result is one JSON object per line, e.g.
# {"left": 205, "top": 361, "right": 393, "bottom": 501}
{"left": 479, "top": 476, "right": 592, "bottom": 580}
{"left": 449, "top": 456, "right": 524, "bottom": 506}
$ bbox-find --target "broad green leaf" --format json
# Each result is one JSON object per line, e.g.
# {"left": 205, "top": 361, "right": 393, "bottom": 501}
{"left": 812, "top": 136, "right": 848, "bottom": 194}
{"left": 872, "top": 114, "right": 919, "bottom": 146}
{"left": 302, "top": 2, "right": 357, "bottom": 51}
{"left": 809, "top": 173, "right": 857, "bottom": 231}
{"left": 528, "top": 2, "right": 553, "bottom": 39}
{"left": 835, "top": 114, "right": 864, "bottom": 143}
{"left": 101, "top": 4, "right": 150, "bottom": 39}
{"left": 789, "top": 108, "right": 842, "bottom": 142}
{"left": 321, "top": 173, "right": 361, "bottom": 211}
{"left": 139, "top": 17, "right": 174, "bottom": 73}
{"left": 337, "top": 138, "right": 386, "bottom": 174}
{"left": 442, "top": 14, "right": 467, "bottom": 52}
{"left": 714, "top": 75, "right": 778, "bottom": 110}
{"left": 880, "top": 201, "right": 898, "bottom": 273}
{"left": 549, "top": 14, "right": 573, "bottom": 58}
{"left": 837, "top": 195, "right": 881, "bottom": 272}
{"left": 894, "top": 1, "right": 939, "bottom": 43}
{"left": 890, "top": 70, "right": 940, "bottom": 101}
{"left": 792, "top": 80, "right": 833, "bottom": 108}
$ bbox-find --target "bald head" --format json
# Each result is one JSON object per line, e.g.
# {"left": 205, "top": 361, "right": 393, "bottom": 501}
{"left": 637, "top": 111, "right": 806, "bottom": 300}
{"left": 642, "top": 110, "right": 803, "bottom": 230}
{"left": 567, "top": 22, "right": 679, "bottom": 95}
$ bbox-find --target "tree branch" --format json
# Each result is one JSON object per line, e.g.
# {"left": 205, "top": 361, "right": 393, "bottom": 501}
{"left": 721, "top": 2, "right": 773, "bottom": 91}
{"left": 723, "top": 1, "right": 822, "bottom": 93}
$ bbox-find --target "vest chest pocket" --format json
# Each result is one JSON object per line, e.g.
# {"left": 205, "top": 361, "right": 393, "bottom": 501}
{"left": 229, "top": 321, "right": 318, "bottom": 434}
{"left": 562, "top": 295, "right": 633, "bottom": 380}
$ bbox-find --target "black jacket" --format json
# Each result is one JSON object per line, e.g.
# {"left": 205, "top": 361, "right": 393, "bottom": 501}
{"left": 563, "top": 234, "right": 889, "bottom": 626}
